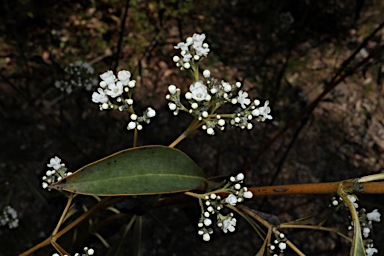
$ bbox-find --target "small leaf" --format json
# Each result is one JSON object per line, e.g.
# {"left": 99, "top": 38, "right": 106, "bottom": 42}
{"left": 51, "top": 146, "right": 206, "bottom": 196}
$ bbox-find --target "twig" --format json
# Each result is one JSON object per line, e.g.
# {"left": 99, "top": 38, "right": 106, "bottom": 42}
{"left": 249, "top": 181, "right": 384, "bottom": 196}
{"left": 113, "top": 0, "right": 131, "bottom": 73}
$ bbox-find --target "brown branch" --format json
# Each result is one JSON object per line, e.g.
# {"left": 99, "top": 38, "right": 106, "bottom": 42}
{"left": 249, "top": 181, "right": 384, "bottom": 196}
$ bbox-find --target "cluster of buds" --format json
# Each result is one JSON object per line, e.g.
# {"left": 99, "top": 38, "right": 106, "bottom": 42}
{"left": 52, "top": 246, "right": 94, "bottom": 256}
{"left": 42, "top": 156, "right": 72, "bottom": 190}
{"left": 197, "top": 173, "right": 253, "bottom": 241}
{"left": 55, "top": 61, "right": 97, "bottom": 94}
{"left": 330, "top": 195, "right": 381, "bottom": 256}
{"left": 0, "top": 205, "right": 19, "bottom": 229}
{"left": 92, "top": 70, "right": 156, "bottom": 131}
{"left": 168, "top": 32, "right": 272, "bottom": 135}
{"left": 166, "top": 73, "right": 272, "bottom": 135}
{"left": 173, "top": 33, "right": 210, "bottom": 70}
{"left": 268, "top": 232, "right": 287, "bottom": 255}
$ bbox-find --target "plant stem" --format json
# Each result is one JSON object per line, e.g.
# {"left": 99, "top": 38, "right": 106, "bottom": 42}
{"left": 19, "top": 197, "right": 120, "bottom": 256}
{"left": 280, "top": 224, "right": 351, "bottom": 242}
{"left": 52, "top": 193, "right": 74, "bottom": 236}
{"left": 168, "top": 118, "right": 202, "bottom": 148}
{"left": 133, "top": 128, "right": 138, "bottom": 147}
{"left": 168, "top": 131, "right": 187, "bottom": 148}
{"left": 249, "top": 181, "right": 384, "bottom": 196}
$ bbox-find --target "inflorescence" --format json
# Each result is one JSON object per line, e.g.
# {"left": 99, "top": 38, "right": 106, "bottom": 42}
{"left": 197, "top": 173, "right": 253, "bottom": 241}
{"left": 92, "top": 70, "right": 156, "bottom": 131}
{"left": 330, "top": 195, "right": 381, "bottom": 256}
{"left": 0, "top": 205, "right": 19, "bottom": 229}
{"left": 268, "top": 232, "right": 287, "bottom": 256}
{"left": 42, "top": 156, "right": 72, "bottom": 190}
{"left": 52, "top": 246, "right": 94, "bottom": 256}
{"left": 55, "top": 61, "right": 97, "bottom": 94}
{"left": 166, "top": 33, "right": 272, "bottom": 135}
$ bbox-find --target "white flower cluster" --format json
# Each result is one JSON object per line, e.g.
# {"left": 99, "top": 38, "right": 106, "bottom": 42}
{"left": 268, "top": 232, "right": 287, "bottom": 256}
{"left": 330, "top": 195, "right": 381, "bottom": 255}
{"left": 197, "top": 173, "right": 253, "bottom": 241}
{"left": 0, "top": 205, "right": 19, "bottom": 229}
{"left": 166, "top": 79, "right": 272, "bottom": 135}
{"left": 173, "top": 33, "right": 210, "bottom": 70}
{"left": 52, "top": 246, "right": 94, "bottom": 256}
{"left": 42, "top": 156, "right": 72, "bottom": 190}
{"left": 92, "top": 70, "right": 156, "bottom": 131}
{"left": 55, "top": 61, "right": 97, "bottom": 94}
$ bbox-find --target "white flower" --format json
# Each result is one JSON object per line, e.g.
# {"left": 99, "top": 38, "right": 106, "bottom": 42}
{"left": 259, "top": 101, "right": 273, "bottom": 120}
{"left": 100, "top": 70, "right": 116, "bottom": 84}
{"left": 206, "top": 127, "right": 214, "bottom": 135}
{"left": 127, "top": 121, "right": 136, "bottom": 130}
{"left": 366, "top": 248, "right": 378, "bottom": 256}
{"left": 202, "top": 233, "right": 210, "bottom": 241}
{"left": 236, "top": 173, "right": 244, "bottom": 181}
{"left": 86, "top": 248, "right": 95, "bottom": 255}
{"left": 192, "top": 33, "right": 206, "bottom": 48}
{"left": 146, "top": 107, "right": 156, "bottom": 118}
{"left": 183, "top": 62, "right": 191, "bottom": 69}
{"left": 189, "top": 81, "right": 208, "bottom": 101}
{"left": 225, "top": 194, "right": 237, "bottom": 206}
{"left": 168, "top": 103, "right": 177, "bottom": 111}
{"left": 204, "top": 218, "right": 212, "bottom": 226}
{"left": 168, "top": 85, "right": 177, "bottom": 94}
{"left": 367, "top": 209, "right": 381, "bottom": 222}
{"left": 181, "top": 53, "right": 192, "bottom": 63}
{"left": 106, "top": 82, "right": 123, "bottom": 98}
{"left": 47, "top": 156, "right": 62, "bottom": 170}
{"left": 222, "top": 216, "right": 236, "bottom": 233}
{"left": 117, "top": 70, "right": 131, "bottom": 85}
{"left": 174, "top": 41, "right": 192, "bottom": 51}
{"left": 128, "top": 80, "right": 136, "bottom": 88}
{"left": 203, "top": 70, "right": 210, "bottom": 78}
{"left": 1, "top": 206, "right": 19, "bottom": 229}
{"left": 363, "top": 227, "right": 370, "bottom": 238}
{"left": 279, "top": 242, "right": 287, "bottom": 251}
{"left": 237, "top": 90, "right": 251, "bottom": 109}
{"left": 194, "top": 46, "right": 210, "bottom": 56}
{"left": 92, "top": 88, "right": 109, "bottom": 103}
{"left": 222, "top": 81, "right": 232, "bottom": 92}
{"left": 347, "top": 195, "right": 358, "bottom": 208}
{"left": 243, "top": 191, "right": 253, "bottom": 199}
{"left": 218, "top": 119, "right": 225, "bottom": 126}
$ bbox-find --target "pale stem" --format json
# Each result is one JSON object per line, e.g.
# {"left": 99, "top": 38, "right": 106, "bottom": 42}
{"left": 358, "top": 173, "right": 384, "bottom": 183}
{"left": 19, "top": 197, "right": 116, "bottom": 256}
{"left": 237, "top": 205, "right": 306, "bottom": 256}
{"left": 52, "top": 193, "right": 74, "bottom": 236}
{"left": 51, "top": 240, "right": 70, "bottom": 256}
{"left": 226, "top": 204, "right": 265, "bottom": 239}
{"left": 168, "top": 118, "right": 203, "bottom": 148}
{"left": 280, "top": 224, "right": 352, "bottom": 242}
{"left": 255, "top": 228, "right": 272, "bottom": 256}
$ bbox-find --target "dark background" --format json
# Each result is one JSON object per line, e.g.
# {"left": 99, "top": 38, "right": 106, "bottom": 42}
{"left": 1, "top": 0, "right": 384, "bottom": 255}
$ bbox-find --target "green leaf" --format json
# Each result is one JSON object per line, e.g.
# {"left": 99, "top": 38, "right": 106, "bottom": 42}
{"left": 350, "top": 218, "right": 366, "bottom": 256}
{"left": 337, "top": 187, "right": 366, "bottom": 256}
{"left": 51, "top": 145, "right": 206, "bottom": 196}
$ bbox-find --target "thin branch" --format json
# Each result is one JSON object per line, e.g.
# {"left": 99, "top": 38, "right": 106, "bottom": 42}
{"left": 113, "top": 0, "right": 131, "bottom": 72}
{"left": 249, "top": 181, "right": 384, "bottom": 196}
